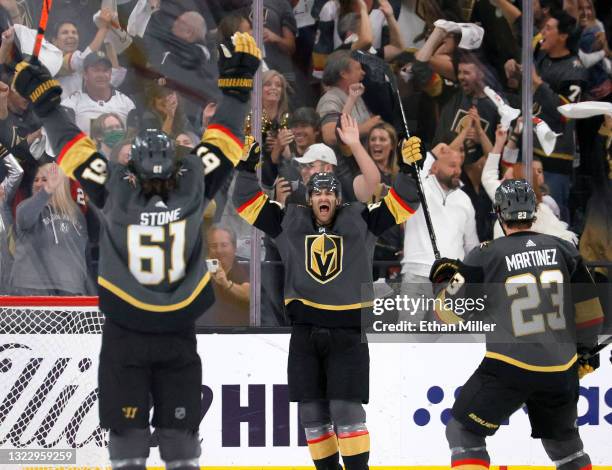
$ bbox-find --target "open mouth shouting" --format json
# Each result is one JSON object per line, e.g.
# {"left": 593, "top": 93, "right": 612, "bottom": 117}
{"left": 318, "top": 202, "right": 330, "bottom": 216}
{"left": 308, "top": 173, "right": 340, "bottom": 226}
{"left": 313, "top": 198, "right": 336, "bottom": 225}
{"left": 370, "top": 146, "right": 386, "bottom": 161}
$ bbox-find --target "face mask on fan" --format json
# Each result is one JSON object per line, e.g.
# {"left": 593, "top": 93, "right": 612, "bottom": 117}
{"left": 102, "top": 129, "right": 126, "bottom": 148}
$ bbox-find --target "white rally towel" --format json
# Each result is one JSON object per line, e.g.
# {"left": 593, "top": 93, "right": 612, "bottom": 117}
{"left": 13, "top": 24, "right": 63, "bottom": 76}
{"left": 127, "top": 0, "right": 154, "bottom": 38}
{"left": 434, "top": 20, "right": 484, "bottom": 50}
{"left": 533, "top": 117, "right": 560, "bottom": 156}
{"left": 93, "top": 10, "right": 132, "bottom": 55}
{"left": 578, "top": 49, "right": 605, "bottom": 68}
{"left": 558, "top": 101, "right": 612, "bottom": 119}
{"left": 484, "top": 86, "right": 521, "bottom": 130}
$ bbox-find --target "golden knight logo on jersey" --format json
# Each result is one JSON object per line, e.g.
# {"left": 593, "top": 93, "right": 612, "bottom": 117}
{"left": 305, "top": 234, "right": 343, "bottom": 284}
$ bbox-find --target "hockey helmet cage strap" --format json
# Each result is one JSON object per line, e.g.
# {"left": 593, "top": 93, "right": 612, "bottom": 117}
{"left": 129, "top": 129, "right": 176, "bottom": 180}
{"left": 308, "top": 172, "right": 340, "bottom": 197}
{"left": 494, "top": 178, "right": 536, "bottom": 222}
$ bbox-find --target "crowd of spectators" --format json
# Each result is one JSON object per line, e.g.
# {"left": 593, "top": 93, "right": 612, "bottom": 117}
{"left": 0, "top": 0, "right": 610, "bottom": 327}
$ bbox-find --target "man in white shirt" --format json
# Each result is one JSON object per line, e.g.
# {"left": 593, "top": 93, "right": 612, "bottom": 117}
{"left": 401, "top": 143, "right": 479, "bottom": 321}
{"left": 51, "top": 13, "right": 127, "bottom": 98}
{"left": 61, "top": 51, "right": 135, "bottom": 136}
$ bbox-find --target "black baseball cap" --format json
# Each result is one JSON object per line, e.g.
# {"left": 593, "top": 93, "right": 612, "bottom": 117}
{"left": 83, "top": 50, "right": 112, "bottom": 69}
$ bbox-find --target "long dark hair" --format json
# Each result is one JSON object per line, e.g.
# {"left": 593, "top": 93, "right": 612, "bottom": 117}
{"left": 144, "top": 82, "right": 188, "bottom": 137}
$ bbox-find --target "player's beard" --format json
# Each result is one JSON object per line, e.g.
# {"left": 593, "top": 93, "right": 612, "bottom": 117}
{"left": 141, "top": 178, "right": 177, "bottom": 202}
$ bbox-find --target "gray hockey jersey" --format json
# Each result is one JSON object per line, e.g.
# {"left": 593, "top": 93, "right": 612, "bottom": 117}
{"left": 233, "top": 169, "right": 421, "bottom": 327}
{"left": 436, "top": 231, "right": 604, "bottom": 371}
{"left": 41, "top": 95, "right": 247, "bottom": 332}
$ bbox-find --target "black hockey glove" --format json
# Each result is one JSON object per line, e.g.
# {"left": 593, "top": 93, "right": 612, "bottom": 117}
{"left": 218, "top": 32, "right": 262, "bottom": 103}
{"left": 12, "top": 60, "right": 62, "bottom": 117}
{"left": 236, "top": 137, "right": 261, "bottom": 173}
{"left": 578, "top": 346, "right": 600, "bottom": 379}
{"left": 398, "top": 136, "right": 426, "bottom": 175}
{"left": 429, "top": 257, "right": 465, "bottom": 284}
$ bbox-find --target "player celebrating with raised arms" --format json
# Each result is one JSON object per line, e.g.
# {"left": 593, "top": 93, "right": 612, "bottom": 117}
{"left": 233, "top": 113, "right": 423, "bottom": 470}
{"left": 11, "top": 33, "right": 261, "bottom": 470}
{"left": 429, "top": 179, "right": 605, "bottom": 470}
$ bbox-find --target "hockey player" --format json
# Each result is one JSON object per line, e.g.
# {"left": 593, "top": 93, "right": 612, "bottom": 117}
{"left": 11, "top": 33, "right": 261, "bottom": 470}
{"left": 429, "top": 179, "right": 604, "bottom": 470}
{"left": 232, "top": 120, "right": 424, "bottom": 470}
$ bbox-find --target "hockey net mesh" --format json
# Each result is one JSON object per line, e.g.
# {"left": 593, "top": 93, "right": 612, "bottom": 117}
{"left": 0, "top": 297, "right": 104, "bottom": 334}
{"left": 0, "top": 297, "right": 108, "bottom": 464}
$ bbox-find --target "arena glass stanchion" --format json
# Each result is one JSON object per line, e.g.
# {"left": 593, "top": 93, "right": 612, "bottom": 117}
{"left": 521, "top": 0, "right": 534, "bottom": 183}
{"left": 249, "top": 0, "right": 264, "bottom": 326}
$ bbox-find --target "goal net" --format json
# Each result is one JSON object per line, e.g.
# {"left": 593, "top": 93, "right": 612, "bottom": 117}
{"left": 0, "top": 296, "right": 109, "bottom": 467}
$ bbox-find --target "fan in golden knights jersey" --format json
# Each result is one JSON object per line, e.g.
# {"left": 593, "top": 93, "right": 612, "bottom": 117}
{"left": 428, "top": 179, "right": 605, "bottom": 470}
{"left": 12, "top": 33, "right": 262, "bottom": 470}
{"left": 232, "top": 129, "right": 423, "bottom": 470}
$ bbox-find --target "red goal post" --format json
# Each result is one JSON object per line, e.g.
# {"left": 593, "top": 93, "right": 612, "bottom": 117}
{"left": 0, "top": 296, "right": 103, "bottom": 334}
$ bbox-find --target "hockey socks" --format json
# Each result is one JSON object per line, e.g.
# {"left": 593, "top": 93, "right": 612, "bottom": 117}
{"left": 337, "top": 423, "right": 370, "bottom": 470}
{"left": 446, "top": 418, "right": 490, "bottom": 469}
{"left": 553, "top": 451, "right": 592, "bottom": 470}
{"left": 305, "top": 424, "right": 340, "bottom": 470}
{"left": 542, "top": 437, "right": 592, "bottom": 470}
{"left": 449, "top": 444, "right": 490, "bottom": 469}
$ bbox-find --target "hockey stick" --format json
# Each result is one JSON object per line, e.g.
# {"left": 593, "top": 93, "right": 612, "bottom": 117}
{"left": 390, "top": 77, "right": 441, "bottom": 260}
{"left": 582, "top": 335, "right": 612, "bottom": 361}
{"left": 32, "top": 0, "right": 53, "bottom": 61}
{"left": 350, "top": 50, "right": 441, "bottom": 259}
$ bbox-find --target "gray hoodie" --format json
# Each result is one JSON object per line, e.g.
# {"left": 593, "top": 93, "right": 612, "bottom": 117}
{"left": 0, "top": 154, "right": 23, "bottom": 294}
{"left": 10, "top": 188, "right": 89, "bottom": 294}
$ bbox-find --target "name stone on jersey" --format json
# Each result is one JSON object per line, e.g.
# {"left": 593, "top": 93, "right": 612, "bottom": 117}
{"left": 140, "top": 208, "right": 182, "bottom": 226}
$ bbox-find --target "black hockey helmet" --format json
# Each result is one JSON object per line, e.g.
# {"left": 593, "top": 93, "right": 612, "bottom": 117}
{"left": 129, "top": 129, "right": 176, "bottom": 181}
{"left": 494, "top": 178, "right": 536, "bottom": 222}
{"left": 307, "top": 172, "right": 341, "bottom": 197}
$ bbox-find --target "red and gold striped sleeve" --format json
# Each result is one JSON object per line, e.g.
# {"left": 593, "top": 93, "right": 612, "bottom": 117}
{"left": 570, "top": 258, "right": 604, "bottom": 347}
{"left": 233, "top": 170, "right": 284, "bottom": 238}
{"left": 383, "top": 187, "right": 417, "bottom": 224}
{"left": 363, "top": 172, "right": 419, "bottom": 236}
{"left": 201, "top": 124, "right": 243, "bottom": 166}
{"left": 236, "top": 190, "right": 268, "bottom": 225}
{"left": 574, "top": 297, "right": 604, "bottom": 330}
{"left": 57, "top": 132, "right": 97, "bottom": 179}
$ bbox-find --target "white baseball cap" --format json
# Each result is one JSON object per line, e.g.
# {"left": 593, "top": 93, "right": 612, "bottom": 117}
{"left": 294, "top": 143, "right": 338, "bottom": 166}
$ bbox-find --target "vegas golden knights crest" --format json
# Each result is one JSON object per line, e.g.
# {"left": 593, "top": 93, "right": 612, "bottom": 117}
{"left": 305, "top": 234, "right": 343, "bottom": 284}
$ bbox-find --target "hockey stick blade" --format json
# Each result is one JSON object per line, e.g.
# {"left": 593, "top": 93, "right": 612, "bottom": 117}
{"left": 584, "top": 335, "right": 612, "bottom": 360}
